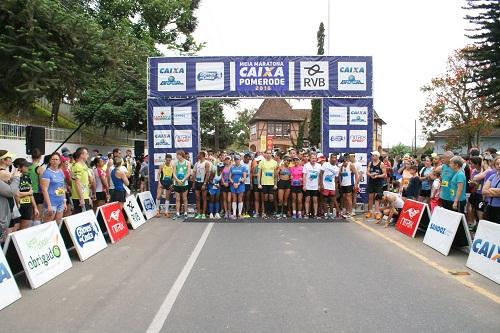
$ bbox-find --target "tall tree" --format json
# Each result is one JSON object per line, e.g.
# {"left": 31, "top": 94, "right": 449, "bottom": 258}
{"left": 464, "top": 0, "right": 500, "bottom": 107}
{"left": 309, "top": 22, "right": 325, "bottom": 148}
{"left": 389, "top": 143, "right": 412, "bottom": 157}
{"left": 199, "top": 100, "right": 238, "bottom": 150}
{"left": 230, "top": 108, "right": 256, "bottom": 149}
{"left": 420, "top": 47, "right": 499, "bottom": 150}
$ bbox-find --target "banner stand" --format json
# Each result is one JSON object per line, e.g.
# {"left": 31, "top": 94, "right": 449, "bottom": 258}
{"left": 123, "top": 195, "right": 147, "bottom": 229}
{"left": 466, "top": 220, "right": 500, "bottom": 285}
{"left": 0, "top": 249, "right": 22, "bottom": 310}
{"left": 63, "top": 211, "right": 108, "bottom": 261}
{"left": 395, "top": 200, "right": 431, "bottom": 238}
{"left": 2, "top": 235, "right": 24, "bottom": 277}
{"left": 96, "top": 202, "right": 129, "bottom": 244}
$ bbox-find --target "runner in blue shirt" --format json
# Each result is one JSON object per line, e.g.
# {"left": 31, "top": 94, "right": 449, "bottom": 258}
{"left": 449, "top": 156, "right": 467, "bottom": 213}
{"left": 229, "top": 155, "right": 248, "bottom": 219}
{"left": 438, "top": 151, "right": 456, "bottom": 211}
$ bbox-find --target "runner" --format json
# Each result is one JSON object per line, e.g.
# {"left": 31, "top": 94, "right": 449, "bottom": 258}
{"left": 377, "top": 192, "right": 404, "bottom": 228}
{"left": 251, "top": 155, "right": 263, "bottom": 217}
{"left": 350, "top": 153, "right": 362, "bottom": 213}
{"left": 41, "top": 152, "right": 67, "bottom": 224}
{"left": 28, "top": 148, "right": 44, "bottom": 224}
{"left": 229, "top": 154, "right": 248, "bottom": 219}
{"left": 319, "top": 153, "right": 340, "bottom": 219}
{"left": 156, "top": 153, "right": 174, "bottom": 218}
{"left": 172, "top": 150, "right": 192, "bottom": 220}
{"left": 365, "top": 151, "right": 386, "bottom": 220}
{"left": 110, "top": 157, "right": 129, "bottom": 209}
{"left": 14, "top": 158, "right": 38, "bottom": 230}
{"left": 242, "top": 153, "right": 252, "bottom": 218}
{"left": 193, "top": 151, "right": 211, "bottom": 219}
{"left": 437, "top": 151, "right": 456, "bottom": 211}
{"left": 71, "top": 147, "right": 92, "bottom": 213}
{"left": 208, "top": 163, "right": 223, "bottom": 219}
{"left": 339, "top": 156, "right": 359, "bottom": 218}
{"left": 449, "top": 156, "right": 467, "bottom": 214}
{"left": 482, "top": 156, "right": 500, "bottom": 223}
{"left": 220, "top": 156, "right": 232, "bottom": 219}
{"left": 302, "top": 153, "right": 322, "bottom": 219}
{"left": 93, "top": 156, "right": 109, "bottom": 211}
{"left": 418, "top": 156, "right": 434, "bottom": 204}
{"left": 258, "top": 150, "right": 278, "bottom": 218}
{"left": 277, "top": 157, "right": 291, "bottom": 218}
{"left": 290, "top": 156, "right": 304, "bottom": 219}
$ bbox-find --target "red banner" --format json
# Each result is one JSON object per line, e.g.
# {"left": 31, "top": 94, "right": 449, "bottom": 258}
{"left": 99, "top": 202, "right": 129, "bottom": 243}
{"left": 395, "top": 199, "right": 426, "bottom": 238}
{"left": 266, "top": 135, "right": 273, "bottom": 151}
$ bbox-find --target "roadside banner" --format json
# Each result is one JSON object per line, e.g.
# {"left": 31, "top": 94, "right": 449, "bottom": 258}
{"left": 96, "top": 202, "right": 129, "bottom": 243}
{"left": 0, "top": 249, "right": 21, "bottom": 310}
{"left": 137, "top": 191, "right": 157, "bottom": 220}
{"left": 11, "top": 221, "right": 72, "bottom": 289}
{"left": 63, "top": 211, "right": 108, "bottom": 261}
{"left": 423, "top": 206, "right": 472, "bottom": 256}
{"left": 395, "top": 199, "right": 431, "bottom": 238}
{"left": 123, "top": 195, "right": 147, "bottom": 229}
{"left": 466, "top": 220, "right": 500, "bottom": 285}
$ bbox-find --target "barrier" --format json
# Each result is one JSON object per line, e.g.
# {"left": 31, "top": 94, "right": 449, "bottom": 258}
{"left": 10, "top": 221, "right": 72, "bottom": 289}
{"left": 123, "top": 195, "right": 147, "bottom": 229}
{"left": 96, "top": 202, "right": 129, "bottom": 243}
{"left": 395, "top": 199, "right": 431, "bottom": 238}
{"left": 0, "top": 249, "right": 21, "bottom": 310}
{"left": 63, "top": 211, "right": 108, "bottom": 261}
{"left": 423, "top": 207, "right": 472, "bottom": 256}
{"left": 137, "top": 191, "right": 157, "bottom": 220}
{"left": 466, "top": 220, "right": 500, "bottom": 285}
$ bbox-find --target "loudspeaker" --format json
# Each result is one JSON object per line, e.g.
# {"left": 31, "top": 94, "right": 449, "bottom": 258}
{"left": 134, "top": 140, "right": 145, "bottom": 157}
{"left": 26, "top": 126, "right": 45, "bottom": 155}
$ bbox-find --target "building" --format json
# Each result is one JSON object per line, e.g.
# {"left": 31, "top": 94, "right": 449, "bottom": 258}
{"left": 373, "top": 110, "right": 386, "bottom": 151}
{"left": 248, "top": 99, "right": 310, "bottom": 152}
{"left": 433, "top": 126, "right": 500, "bottom": 154}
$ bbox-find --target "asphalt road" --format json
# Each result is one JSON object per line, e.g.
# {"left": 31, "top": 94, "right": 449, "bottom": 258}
{"left": 1, "top": 217, "right": 499, "bottom": 333}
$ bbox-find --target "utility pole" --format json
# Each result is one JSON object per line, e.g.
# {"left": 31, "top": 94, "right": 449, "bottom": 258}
{"left": 414, "top": 119, "right": 417, "bottom": 154}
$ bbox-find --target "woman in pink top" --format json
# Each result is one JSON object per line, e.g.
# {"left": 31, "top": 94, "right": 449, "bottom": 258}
{"left": 290, "top": 157, "right": 304, "bottom": 219}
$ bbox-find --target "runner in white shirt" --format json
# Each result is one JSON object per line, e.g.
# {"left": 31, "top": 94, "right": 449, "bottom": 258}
{"left": 379, "top": 192, "right": 404, "bottom": 228}
{"left": 350, "top": 153, "right": 363, "bottom": 211}
{"left": 242, "top": 153, "right": 252, "bottom": 218}
{"left": 319, "top": 153, "right": 340, "bottom": 218}
{"left": 302, "top": 153, "right": 322, "bottom": 219}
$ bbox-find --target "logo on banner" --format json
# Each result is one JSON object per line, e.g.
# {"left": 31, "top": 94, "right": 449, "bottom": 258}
{"left": 349, "top": 130, "right": 367, "bottom": 148}
{"left": 174, "top": 130, "right": 193, "bottom": 148}
{"left": 471, "top": 239, "right": 500, "bottom": 263}
{"left": 237, "top": 60, "right": 287, "bottom": 91}
{"left": 349, "top": 107, "right": 368, "bottom": 125}
{"left": 152, "top": 107, "right": 172, "bottom": 126}
{"left": 196, "top": 62, "right": 224, "bottom": 91}
{"left": 329, "top": 107, "right": 347, "bottom": 125}
{"left": 404, "top": 208, "right": 420, "bottom": 219}
{"left": 173, "top": 107, "right": 192, "bottom": 125}
{"left": 75, "top": 222, "right": 99, "bottom": 248}
{"left": 0, "top": 263, "right": 12, "bottom": 283}
{"left": 338, "top": 62, "right": 367, "bottom": 91}
{"left": 154, "top": 153, "right": 165, "bottom": 166}
{"left": 355, "top": 153, "right": 368, "bottom": 165}
{"left": 158, "top": 63, "right": 186, "bottom": 92}
{"left": 300, "top": 61, "right": 329, "bottom": 90}
{"left": 153, "top": 130, "right": 172, "bottom": 149}
{"left": 25, "top": 235, "right": 62, "bottom": 270}
{"left": 143, "top": 198, "right": 155, "bottom": 211}
{"left": 329, "top": 130, "right": 347, "bottom": 148}
{"left": 429, "top": 223, "right": 452, "bottom": 236}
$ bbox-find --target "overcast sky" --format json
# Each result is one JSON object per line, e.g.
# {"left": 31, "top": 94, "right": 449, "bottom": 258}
{"left": 160, "top": 0, "right": 471, "bottom": 148}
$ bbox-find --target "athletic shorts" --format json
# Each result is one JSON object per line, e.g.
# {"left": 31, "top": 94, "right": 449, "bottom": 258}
{"left": 160, "top": 179, "right": 173, "bottom": 189}
{"left": 73, "top": 199, "right": 92, "bottom": 214}
{"left": 469, "top": 193, "right": 485, "bottom": 211}
{"left": 45, "top": 200, "right": 65, "bottom": 214}
{"left": 341, "top": 185, "right": 353, "bottom": 194}
{"left": 420, "top": 189, "right": 431, "bottom": 198}
{"left": 112, "top": 190, "right": 126, "bottom": 203}
{"left": 277, "top": 179, "right": 291, "bottom": 190}
{"left": 230, "top": 183, "right": 245, "bottom": 194}
{"left": 96, "top": 191, "right": 106, "bottom": 201}
{"left": 19, "top": 204, "right": 33, "bottom": 220}
{"left": 33, "top": 192, "right": 44, "bottom": 205}
{"left": 174, "top": 185, "right": 189, "bottom": 193}
{"left": 245, "top": 184, "right": 251, "bottom": 192}
{"left": 208, "top": 188, "right": 220, "bottom": 196}
{"left": 321, "top": 189, "right": 336, "bottom": 197}
{"left": 368, "top": 181, "right": 384, "bottom": 195}
{"left": 194, "top": 182, "right": 206, "bottom": 191}
{"left": 262, "top": 185, "right": 275, "bottom": 195}
{"left": 252, "top": 183, "right": 261, "bottom": 192}
{"left": 305, "top": 190, "right": 319, "bottom": 197}
{"left": 291, "top": 186, "right": 303, "bottom": 194}
{"left": 221, "top": 185, "right": 231, "bottom": 193}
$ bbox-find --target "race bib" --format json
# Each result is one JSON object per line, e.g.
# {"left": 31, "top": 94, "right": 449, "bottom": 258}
{"left": 310, "top": 171, "right": 318, "bottom": 180}
{"left": 325, "top": 175, "right": 333, "bottom": 183}
{"left": 55, "top": 188, "right": 65, "bottom": 197}
{"left": 341, "top": 172, "right": 348, "bottom": 177}
{"left": 292, "top": 180, "right": 301, "bottom": 186}
{"left": 20, "top": 197, "right": 31, "bottom": 204}
{"left": 265, "top": 171, "right": 273, "bottom": 177}
{"left": 441, "top": 180, "right": 448, "bottom": 187}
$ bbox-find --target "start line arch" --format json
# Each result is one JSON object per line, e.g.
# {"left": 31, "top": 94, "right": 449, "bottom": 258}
{"left": 147, "top": 56, "right": 373, "bottom": 203}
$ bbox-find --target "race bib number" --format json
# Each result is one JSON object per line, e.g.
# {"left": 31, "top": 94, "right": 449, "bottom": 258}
{"left": 265, "top": 171, "right": 273, "bottom": 177}
{"left": 441, "top": 180, "right": 448, "bottom": 187}
{"left": 20, "top": 197, "right": 31, "bottom": 204}
{"left": 55, "top": 188, "right": 65, "bottom": 196}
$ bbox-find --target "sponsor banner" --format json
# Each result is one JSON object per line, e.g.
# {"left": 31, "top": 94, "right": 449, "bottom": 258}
{"left": 349, "top": 106, "right": 368, "bottom": 125}
{"left": 137, "top": 191, "right": 157, "bottom": 220}
{"left": 152, "top": 106, "right": 172, "bottom": 126}
{"left": 338, "top": 61, "right": 367, "bottom": 91}
{"left": 196, "top": 62, "right": 224, "bottom": 91}
{"left": 395, "top": 200, "right": 430, "bottom": 238}
{"left": 157, "top": 62, "right": 186, "bottom": 92}
{"left": 98, "top": 202, "right": 129, "bottom": 243}
{"left": 174, "top": 129, "right": 193, "bottom": 148}
{"left": 154, "top": 153, "right": 166, "bottom": 166}
{"left": 266, "top": 135, "right": 274, "bottom": 151}
{"left": 11, "top": 221, "right": 72, "bottom": 289}
{"left": 423, "top": 206, "right": 471, "bottom": 256}
{"left": 63, "top": 211, "right": 107, "bottom": 261}
{"left": 355, "top": 153, "right": 368, "bottom": 166}
{"left": 173, "top": 106, "right": 192, "bottom": 125}
{"left": 123, "top": 195, "right": 147, "bottom": 229}
{"left": 260, "top": 135, "right": 266, "bottom": 152}
{"left": 466, "top": 220, "right": 500, "bottom": 285}
{"left": 329, "top": 106, "right": 347, "bottom": 125}
{"left": 0, "top": 249, "right": 21, "bottom": 310}
{"left": 300, "top": 61, "right": 329, "bottom": 90}
{"left": 236, "top": 59, "right": 288, "bottom": 92}
{"left": 349, "top": 130, "right": 368, "bottom": 148}
{"left": 153, "top": 130, "right": 172, "bottom": 149}
{"left": 329, "top": 130, "right": 347, "bottom": 148}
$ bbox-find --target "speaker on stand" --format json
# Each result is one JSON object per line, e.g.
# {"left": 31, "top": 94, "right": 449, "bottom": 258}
{"left": 134, "top": 140, "right": 145, "bottom": 157}
{"left": 26, "top": 126, "right": 46, "bottom": 155}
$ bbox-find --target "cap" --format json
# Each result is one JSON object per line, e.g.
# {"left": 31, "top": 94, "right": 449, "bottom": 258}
{"left": 234, "top": 154, "right": 241, "bottom": 160}
{"left": 0, "top": 151, "right": 15, "bottom": 160}
{"left": 431, "top": 152, "right": 438, "bottom": 158}
{"left": 224, "top": 156, "right": 231, "bottom": 160}
{"left": 317, "top": 153, "right": 324, "bottom": 158}
{"left": 217, "top": 162, "right": 224, "bottom": 168}
{"left": 484, "top": 154, "right": 493, "bottom": 161}
{"left": 244, "top": 153, "right": 251, "bottom": 158}
{"left": 255, "top": 155, "right": 264, "bottom": 162}
{"left": 292, "top": 156, "right": 300, "bottom": 160}
{"left": 61, "top": 155, "right": 69, "bottom": 163}
{"left": 371, "top": 151, "right": 381, "bottom": 157}
{"left": 13, "top": 158, "right": 31, "bottom": 168}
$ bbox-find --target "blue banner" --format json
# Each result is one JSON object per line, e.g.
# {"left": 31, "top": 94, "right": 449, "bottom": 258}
{"left": 148, "top": 56, "right": 372, "bottom": 98}
{"left": 321, "top": 98, "right": 374, "bottom": 204}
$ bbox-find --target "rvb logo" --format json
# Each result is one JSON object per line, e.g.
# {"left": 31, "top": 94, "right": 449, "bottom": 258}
{"left": 472, "top": 239, "right": 500, "bottom": 263}
{"left": 300, "top": 61, "right": 329, "bottom": 90}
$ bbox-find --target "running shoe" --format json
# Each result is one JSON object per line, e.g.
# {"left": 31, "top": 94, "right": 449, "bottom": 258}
{"left": 375, "top": 213, "right": 382, "bottom": 220}
{"left": 365, "top": 212, "right": 373, "bottom": 219}
{"left": 230, "top": 215, "right": 237, "bottom": 220}
{"left": 173, "top": 213, "right": 180, "bottom": 220}
{"left": 201, "top": 214, "right": 206, "bottom": 219}
{"left": 209, "top": 213, "right": 214, "bottom": 219}
{"left": 215, "top": 213, "right": 221, "bottom": 219}
{"left": 184, "top": 213, "right": 188, "bottom": 220}
{"left": 298, "top": 213, "right": 303, "bottom": 219}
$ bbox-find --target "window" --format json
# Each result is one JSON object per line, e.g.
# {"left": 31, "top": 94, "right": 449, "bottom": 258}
{"left": 267, "top": 122, "right": 290, "bottom": 137}
{"left": 250, "top": 124, "right": 257, "bottom": 138}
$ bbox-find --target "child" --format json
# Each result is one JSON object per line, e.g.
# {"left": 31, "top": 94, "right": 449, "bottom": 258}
{"left": 405, "top": 165, "right": 421, "bottom": 200}
{"left": 429, "top": 169, "right": 441, "bottom": 213}
{"left": 376, "top": 191, "right": 404, "bottom": 227}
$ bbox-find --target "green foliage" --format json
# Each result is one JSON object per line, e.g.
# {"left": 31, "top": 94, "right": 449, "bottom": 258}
{"left": 308, "top": 22, "right": 325, "bottom": 148}
{"left": 200, "top": 100, "right": 239, "bottom": 150}
{"left": 230, "top": 108, "right": 256, "bottom": 150}
{"left": 464, "top": 0, "right": 500, "bottom": 108}
{"left": 295, "top": 120, "right": 306, "bottom": 149}
{"left": 390, "top": 143, "right": 412, "bottom": 157}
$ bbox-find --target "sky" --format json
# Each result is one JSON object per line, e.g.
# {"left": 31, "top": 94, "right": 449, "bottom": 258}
{"left": 160, "top": 0, "right": 471, "bottom": 148}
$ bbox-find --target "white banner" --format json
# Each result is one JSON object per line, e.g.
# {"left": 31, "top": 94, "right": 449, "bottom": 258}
{"left": 0, "top": 249, "right": 21, "bottom": 310}
{"left": 63, "top": 211, "right": 108, "bottom": 261}
{"left": 466, "top": 220, "right": 500, "bottom": 285}
{"left": 11, "top": 221, "right": 72, "bottom": 289}
{"left": 423, "top": 207, "right": 469, "bottom": 256}
{"left": 137, "top": 191, "right": 157, "bottom": 220}
{"left": 123, "top": 195, "right": 147, "bottom": 229}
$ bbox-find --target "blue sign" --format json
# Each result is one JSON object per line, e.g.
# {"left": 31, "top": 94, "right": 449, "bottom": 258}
{"left": 236, "top": 59, "right": 289, "bottom": 92}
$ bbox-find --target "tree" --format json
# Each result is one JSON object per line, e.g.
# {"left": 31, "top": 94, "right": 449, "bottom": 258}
{"left": 308, "top": 22, "right": 325, "bottom": 148}
{"left": 420, "top": 47, "right": 499, "bottom": 150}
{"left": 293, "top": 120, "right": 306, "bottom": 149}
{"left": 390, "top": 143, "right": 412, "bottom": 157}
{"left": 199, "top": 100, "right": 239, "bottom": 150}
{"left": 464, "top": 0, "right": 500, "bottom": 107}
{"left": 230, "top": 108, "right": 256, "bottom": 149}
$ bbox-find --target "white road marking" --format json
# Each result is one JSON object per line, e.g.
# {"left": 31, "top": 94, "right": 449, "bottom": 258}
{"left": 147, "top": 222, "right": 214, "bottom": 333}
